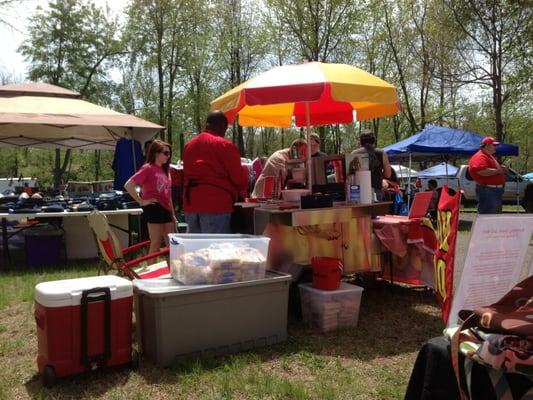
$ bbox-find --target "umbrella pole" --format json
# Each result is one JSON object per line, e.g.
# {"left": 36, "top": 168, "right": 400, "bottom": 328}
{"left": 305, "top": 102, "right": 313, "bottom": 192}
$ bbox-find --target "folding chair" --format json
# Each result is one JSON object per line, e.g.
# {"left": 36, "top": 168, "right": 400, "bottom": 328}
{"left": 87, "top": 210, "right": 170, "bottom": 279}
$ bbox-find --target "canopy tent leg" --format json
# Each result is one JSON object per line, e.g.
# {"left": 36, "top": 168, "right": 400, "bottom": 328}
{"left": 444, "top": 155, "right": 449, "bottom": 187}
{"left": 130, "top": 128, "right": 138, "bottom": 173}
{"left": 407, "top": 152, "right": 412, "bottom": 209}
{"left": 514, "top": 160, "right": 516, "bottom": 214}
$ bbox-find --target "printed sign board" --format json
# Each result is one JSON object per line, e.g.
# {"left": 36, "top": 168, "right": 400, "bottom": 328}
{"left": 448, "top": 215, "right": 533, "bottom": 327}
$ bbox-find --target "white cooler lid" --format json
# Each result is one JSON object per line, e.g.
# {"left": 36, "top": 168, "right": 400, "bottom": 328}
{"left": 35, "top": 275, "right": 133, "bottom": 308}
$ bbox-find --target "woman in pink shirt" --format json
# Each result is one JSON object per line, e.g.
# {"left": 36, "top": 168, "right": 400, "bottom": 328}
{"left": 124, "top": 139, "right": 176, "bottom": 254}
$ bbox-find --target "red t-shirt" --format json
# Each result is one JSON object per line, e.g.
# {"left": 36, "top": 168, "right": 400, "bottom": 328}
{"left": 468, "top": 150, "right": 505, "bottom": 185}
{"left": 182, "top": 130, "right": 248, "bottom": 213}
{"left": 131, "top": 164, "right": 173, "bottom": 212}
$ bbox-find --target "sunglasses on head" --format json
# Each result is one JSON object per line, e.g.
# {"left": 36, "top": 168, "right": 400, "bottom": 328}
{"left": 160, "top": 150, "right": 171, "bottom": 156}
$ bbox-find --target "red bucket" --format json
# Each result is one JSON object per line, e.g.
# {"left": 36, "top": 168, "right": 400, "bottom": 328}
{"left": 312, "top": 257, "right": 343, "bottom": 290}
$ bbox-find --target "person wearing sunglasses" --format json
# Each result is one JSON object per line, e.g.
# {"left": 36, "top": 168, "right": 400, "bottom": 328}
{"left": 124, "top": 139, "right": 176, "bottom": 253}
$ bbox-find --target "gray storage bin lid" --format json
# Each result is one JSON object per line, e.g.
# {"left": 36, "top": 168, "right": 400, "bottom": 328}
{"left": 22, "top": 225, "right": 63, "bottom": 237}
{"left": 133, "top": 271, "right": 291, "bottom": 297}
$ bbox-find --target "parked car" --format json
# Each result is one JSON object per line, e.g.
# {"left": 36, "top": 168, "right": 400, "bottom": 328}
{"left": 418, "top": 165, "right": 533, "bottom": 210}
{"left": 391, "top": 164, "right": 418, "bottom": 180}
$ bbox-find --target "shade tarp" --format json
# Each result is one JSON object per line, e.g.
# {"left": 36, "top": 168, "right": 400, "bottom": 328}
{"left": 384, "top": 125, "right": 519, "bottom": 158}
{"left": 0, "top": 83, "right": 163, "bottom": 150}
{"left": 418, "top": 162, "right": 459, "bottom": 177}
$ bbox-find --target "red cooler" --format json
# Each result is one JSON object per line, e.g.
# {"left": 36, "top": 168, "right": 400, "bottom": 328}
{"left": 34, "top": 275, "right": 134, "bottom": 386}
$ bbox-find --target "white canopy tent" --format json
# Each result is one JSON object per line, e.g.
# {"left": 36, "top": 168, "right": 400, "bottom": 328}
{"left": 0, "top": 83, "right": 163, "bottom": 150}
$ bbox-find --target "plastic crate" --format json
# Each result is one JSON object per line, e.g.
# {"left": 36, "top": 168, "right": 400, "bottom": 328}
{"left": 168, "top": 234, "right": 270, "bottom": 285}
{"left": 133, "top": 271, "right": 291, "bottom": 367}
{"left": 299, "top": 282, "right": 363, "bottom": 333}
{"left": 23, "top": 225, "right": 63, "bottom": 267}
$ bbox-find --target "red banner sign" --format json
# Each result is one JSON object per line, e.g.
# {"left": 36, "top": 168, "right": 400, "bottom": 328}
{"left": 434, "top": 185, "right": 461, "bottom": 324}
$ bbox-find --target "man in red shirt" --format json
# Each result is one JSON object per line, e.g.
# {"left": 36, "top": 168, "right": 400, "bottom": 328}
{"left": 182, "top": 111, "right": 248, "bottom": 233}
{"left": 468, "top": 137, "right": 507, "bottom": 214}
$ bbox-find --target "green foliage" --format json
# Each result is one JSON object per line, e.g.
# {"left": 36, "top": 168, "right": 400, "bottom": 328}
{"left": 1, "top": 0, "right": 531, "bottom": 179}
{"left": 19, "top": 0, "right": 122, "bottom": 100}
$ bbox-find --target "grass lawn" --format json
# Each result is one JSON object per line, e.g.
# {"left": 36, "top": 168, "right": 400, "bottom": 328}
{"left": 0, "top": 261, "right": 444, "bottom": 400}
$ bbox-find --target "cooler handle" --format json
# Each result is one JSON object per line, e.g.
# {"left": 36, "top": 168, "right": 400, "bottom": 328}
{"left": 80, "top": 287, "right": 111, "bottom": 369}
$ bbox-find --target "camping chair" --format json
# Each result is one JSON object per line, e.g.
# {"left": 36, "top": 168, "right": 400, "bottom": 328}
{"left": 87, "top": 210, "right": 170, "bottom": 279}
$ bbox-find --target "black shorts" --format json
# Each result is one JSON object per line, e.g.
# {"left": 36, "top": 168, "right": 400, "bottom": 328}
{"left": 142, "top": 203, "right": 173, "bottom": 224}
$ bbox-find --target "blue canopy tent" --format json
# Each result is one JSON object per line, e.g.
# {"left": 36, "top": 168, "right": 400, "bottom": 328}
{"left": 384, "top": 125, "right": 519, "bottom": 158}
{"left": 418, "top": 162, "right": 459, "bottom": 177}
{"left": 384, "top": 125, "right": 519, "bottom": 207}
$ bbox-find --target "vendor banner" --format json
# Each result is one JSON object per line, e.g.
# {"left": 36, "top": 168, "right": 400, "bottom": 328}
{"left": 434, "top": 185, "right": 461, "bottom": 324}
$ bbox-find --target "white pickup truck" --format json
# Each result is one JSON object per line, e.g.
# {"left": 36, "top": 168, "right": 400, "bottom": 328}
{"left": 418, "top": 165, "right": 533, "bottom": 208}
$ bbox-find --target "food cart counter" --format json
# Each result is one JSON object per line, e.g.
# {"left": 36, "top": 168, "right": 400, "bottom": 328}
{"left": 242, "top": 202, "right": 391, "bottom": 273}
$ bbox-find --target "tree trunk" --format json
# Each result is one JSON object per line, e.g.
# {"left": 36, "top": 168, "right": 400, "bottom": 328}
{"left": 53, "top": 149, "right": 71, "bottom": 188}
{"left": 156, "top": 11, "right": 165, "bottom": 142}
{"left": 384, "top": 5, "right": 418, "bottom": 134}
{"left": 492, "top": 53, "right": 504, "bottom": 142}
{"left": 94, "top": 150, "right": 101, "bottom": 181}
{"left": 237, "top": 124, "right": 245, "bottom": 156}
{"left": 179, "top": 132, "right": 185, "bottom": 160}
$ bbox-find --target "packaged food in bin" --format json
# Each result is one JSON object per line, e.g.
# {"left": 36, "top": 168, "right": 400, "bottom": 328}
{"left": 169, "top": 234, "right": 270, "bottom": 284}
{"left": 169, "top": 251, "right": 213, "bottom": 285}
{"left": 299, "top": 282, "right": 363, "bottom": 333}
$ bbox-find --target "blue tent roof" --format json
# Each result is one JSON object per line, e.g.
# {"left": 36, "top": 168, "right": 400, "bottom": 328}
{"left": 384, "top": 125, "right": 519, "bottom": 157}
{"left": 418, "top": 162, "right": 458, "bottom": 177}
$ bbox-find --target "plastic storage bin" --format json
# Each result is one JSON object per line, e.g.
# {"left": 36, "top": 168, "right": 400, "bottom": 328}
{"left": 299, "top": 282, "right": 363, "bottom": 333}
{"left": 133, "top": 271, "right": 291, "bottom": 367}
{"left": 23, "top": 225, "right": 63, "bottom": 267}
{"left": 168, "top": 234, "right": 270, "bottom": 285}
{"left": 34, "top": 275, "right": 134, "bottom": 386}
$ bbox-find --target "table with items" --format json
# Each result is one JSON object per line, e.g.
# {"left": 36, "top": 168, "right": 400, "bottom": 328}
{"left": 371, "top": 215, "right": 437, "bottom": 287}
{"left": 0, "top": 208, "right": 142, "bottom": 265}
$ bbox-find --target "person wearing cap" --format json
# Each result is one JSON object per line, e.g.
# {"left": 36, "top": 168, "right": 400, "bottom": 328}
{"left": 468, "top": 137, "right": 507, "bottom": 214}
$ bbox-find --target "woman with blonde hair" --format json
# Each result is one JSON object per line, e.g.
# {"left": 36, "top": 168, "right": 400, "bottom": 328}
{"left": 124, "top": 139, "right": 176, "bottom": 253}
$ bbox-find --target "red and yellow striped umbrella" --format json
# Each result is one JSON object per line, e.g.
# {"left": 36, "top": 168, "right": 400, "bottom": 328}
{"left": 211, "top": 62, "right": 401, "bottom": 128}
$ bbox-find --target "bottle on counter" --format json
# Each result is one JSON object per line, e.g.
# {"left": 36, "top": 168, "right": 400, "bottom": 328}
{"left": 345, "top": 174, "right": 360, "bottom": 204}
